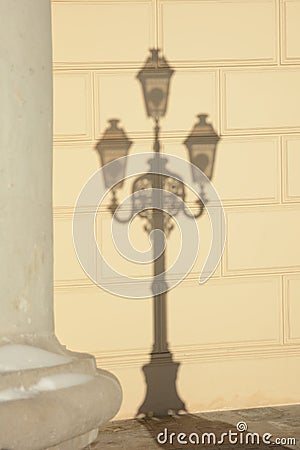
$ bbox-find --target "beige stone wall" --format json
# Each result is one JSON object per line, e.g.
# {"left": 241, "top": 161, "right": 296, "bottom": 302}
{"left": 52, "top": 0, "right": 300, "bottom": 418}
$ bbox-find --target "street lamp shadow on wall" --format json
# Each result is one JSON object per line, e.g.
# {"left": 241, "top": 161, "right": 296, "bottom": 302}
{"left": 95, "top": 48, "right": 220, "bottom": 418}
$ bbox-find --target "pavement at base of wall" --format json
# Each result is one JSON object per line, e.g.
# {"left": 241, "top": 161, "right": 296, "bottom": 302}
{"left": 84, "top": 404, "right": 300, "bottom": 450}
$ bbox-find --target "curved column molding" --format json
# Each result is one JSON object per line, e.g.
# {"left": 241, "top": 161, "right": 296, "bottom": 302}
{"left": 0, "top": 1, "right": 122, "bottom": 448}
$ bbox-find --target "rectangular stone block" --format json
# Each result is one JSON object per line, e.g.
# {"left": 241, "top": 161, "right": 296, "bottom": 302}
{"left": 283, "top": 135, "right": 300, "bottom": 202}
{"left": 225, "top": 206, "right": 300, "bottom": 274}
{"left": 284, "top": 275, "right": 300, "bottom": 343}
{"left": 168, "top": 276, "right": 282, "bottom": 347}
{"left": 53, "top": 71, "right": 92, "bottom": 140}
{"left": 54, "top": 216, "right": 94, "bottom": 282}
{"left": 222, "top": 69, "right": 300, "bottom": 134}
{"left": 214, "top": 137, "right": 280, "bottom": 204}
{"left": 94, "top": 69, "right": 218, "bottom": 139}
{"left": 282, "top": 0, "right": 300, "bottom": 63}
{"left": 97, "top": 206, "right": 221, "bottom": 283}
{"left": 51, "top": 0, "right": 154, "bottom": 67}
{"left": 163, "top": 136, "right": 280, "bottom": 205}
{"left": 54, "top": 287, "right": 152, "bottom": 353}
{"left": 53, "top": 144, "right": 99, "bottom": 208}
{"left": 159, "top": 0, "right": 277, "bottom": 66}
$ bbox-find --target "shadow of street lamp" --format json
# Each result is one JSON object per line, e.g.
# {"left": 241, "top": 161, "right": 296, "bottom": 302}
{"left": 95, "top": 48, "right": 220, "bottom": 417}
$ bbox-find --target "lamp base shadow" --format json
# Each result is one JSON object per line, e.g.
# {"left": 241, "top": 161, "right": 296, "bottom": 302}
{"left": 137, "top": 352, "right": 187, "bottom": 418}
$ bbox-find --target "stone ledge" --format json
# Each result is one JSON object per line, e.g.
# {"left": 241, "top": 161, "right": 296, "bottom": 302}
{"left": 0, "top": 344, "right": 98, "bottom": 391}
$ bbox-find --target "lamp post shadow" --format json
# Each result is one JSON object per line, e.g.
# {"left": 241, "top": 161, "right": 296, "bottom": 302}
{"left": 136, "top": 213, "right": 187, "bottom": 417}
{"left": 95, "top": 48, "right": 220, "bottom": 421}
{"left": 136, "top": 147, "right": 186, "bottom": 417}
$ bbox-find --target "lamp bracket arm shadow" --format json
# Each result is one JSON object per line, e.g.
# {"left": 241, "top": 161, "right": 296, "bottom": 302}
{"left": 183, "top": 198, "right": 205, "bottom": 219}
{"left": 108, "top": 187, "right": 135, "bottom": 223}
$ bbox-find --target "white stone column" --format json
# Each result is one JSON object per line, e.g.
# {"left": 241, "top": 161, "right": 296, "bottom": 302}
{"left": 0, "top": 0, "right": 54, "bottom": 343}
{"left": 0, "top": 2, "right": 122, "bottom": 449}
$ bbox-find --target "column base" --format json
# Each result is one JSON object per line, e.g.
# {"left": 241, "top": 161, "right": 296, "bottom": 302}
{"left": 0, "top": 338, "right": 122, "bottom": 450}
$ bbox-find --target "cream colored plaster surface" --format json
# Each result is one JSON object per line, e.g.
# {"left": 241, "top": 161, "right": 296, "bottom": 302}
{"left": 52, "top": 0, "right": 300, "bottom": 419}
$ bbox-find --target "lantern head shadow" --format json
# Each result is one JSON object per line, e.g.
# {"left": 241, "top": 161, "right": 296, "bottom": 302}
{"left": 184, "top": 114, "right": 220, "bottom": 184}
{"left": 95, "top": 119, "right": 132, "bottom": 189}
{"left": 137, "top": 49, "right": 174, "bottom": 120}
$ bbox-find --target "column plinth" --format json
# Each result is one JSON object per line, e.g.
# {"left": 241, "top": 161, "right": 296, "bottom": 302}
{"left": 0, "top": 1, "right": 122, "bottom": 448}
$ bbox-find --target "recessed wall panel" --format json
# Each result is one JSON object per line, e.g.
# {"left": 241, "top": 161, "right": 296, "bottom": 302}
{"left": 284, "top": 275, "right": 300, "bottom": 343}
{"left": 223, "top": 69, "right": 300, "bottom": 134}
{"left": 163, "top": 136, "right": 280, "bottom": 205}
{"left": 53, "top": 145, "right": 99, "bottom": 208}
{"left": 94, "top": 69, "right": 218, "bottom": 139}
{"left": 225, "top": 206, "right": 300, "bottom": 274}
{"left": 53, "top": 72, "right": 92, "bottom": 140}
{"left": 97, "top": 207, "right": 221, "bottom": 283}
{"left": 52, "top": 1, "right": 154, "bottom": 67}
{"left": 168, "top": 277, "right": 282, "bottom": 348}
{"left": 54, "top": 288, "right": 152, "bottom": 353}
{"left": 283, "top": 136, "right": 300, "bottom": 202}
{"left": 282, "top": 0, "right": 300, "bottom": 63}
{"left": 159, "top": 0, "right": 277, "bottom": 66}
{"left": 54, "top": 217, "right": 95, "bottom": 282}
